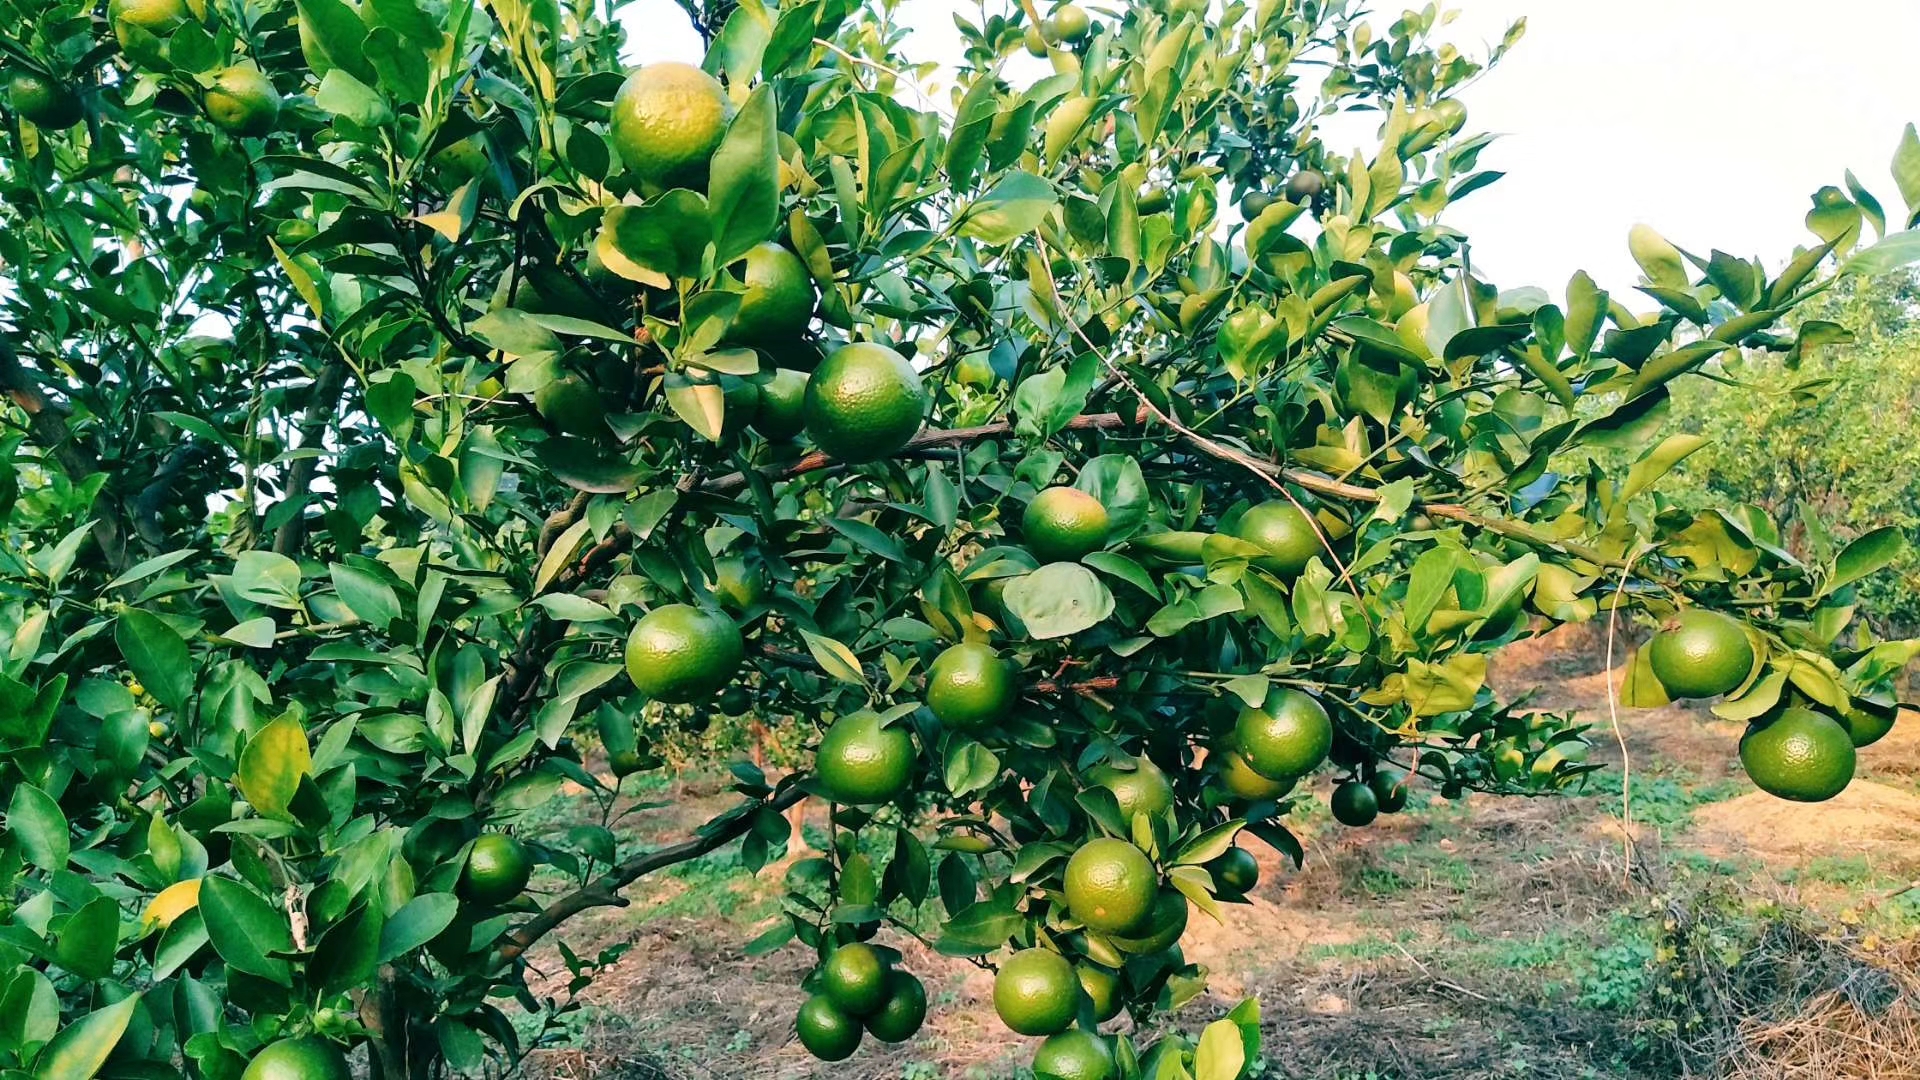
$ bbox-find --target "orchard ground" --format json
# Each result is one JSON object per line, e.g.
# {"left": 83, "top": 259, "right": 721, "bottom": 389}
{"left": 514, "top": 628, "right": 1920, "bottom": 1080}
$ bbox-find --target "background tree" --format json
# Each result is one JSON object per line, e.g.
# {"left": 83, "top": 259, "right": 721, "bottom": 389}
{"left": 1, "top": 1, "right": 1918, "bottom": 1079}
{"left": 1661, "top": 267, "right": 1920, "bottom": 631}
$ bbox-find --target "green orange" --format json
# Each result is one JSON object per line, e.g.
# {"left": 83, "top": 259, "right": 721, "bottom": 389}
{"left": 710, "top": 555, "right": 767, "bottom": 611}
{"left": 624, "top": 604, "right": 744, "bottom": 703}
{"left": 1740, "top": 706, "right": 1856, "bottom": 803}
{"left": 820, "top": 942, "right": 889, "bottom": 1016}
{"left": 795, "top": 994, "right": 862, "bottom": 1061}
{"left": 1330, "top": 780, "right": 1379, "bottom": 827}
{"left": 1051, "top": 5, "right": 1091, "bottom": 42}
{"left": 1233, "top": 500, "right": 1323, "bottom": 577}
{"left": 803, "top": 342, "right": 928, "bottom": 463}
{"left": 1024, "top": 487, "right": 1110, "bottom": 562}
{"left": 816, "top": 710, "right": 915, "bottom": 805}
{"left": 926, "top": 642, "right": 1017, "bottom": 730}
{"left": 1207, "top": 846, "right": 1259, "bottom": 899}
{"left": 871, "top": 960, "right": 929, "bottom": 1037}
{"left": 1842, "top": 704, "right": 1898, "bottom": 748}
{"left": 1369, "top": 764, "right": 1410, "bottom": 813}
{"left": 1285, "top": 168, "right": 1326, "bottom": 203}
{"left": 1086, "top": 757, "right": 1173, "bottom": 821}
{"left": 1111, "top": 888, "right": 1187, "bottom": 954}
{"left": 8, "top": 71, "right": 82, "bottom": 130}
{"left": 203, "top": 64, "right": 281, "bottom": 137}
{"left": 240, "top": 1039, "right": 353, "bottom": 1080}
{"left": 732, "top": 243, "right": 815, "bottom": 346}
{"left": 1032, "top": 1030, "right": 1115, "bottom": 1080}
{"left": 1232, "top": 687, "right": 1333, "bottom": 781}
{"left": 993, "top": 948, "right": 1079, "bottom": 1036}
{"left": 610, "top": 62, "right": 733, "bottom": 188}
{"left": 751, "top": 368, "right": 809, "bottom": 441}
{"left": 109, "top": 0, "right": 191, "bottom": 59}
{"left": 1648, "top": 610, "right": 1754, "bottom": 699}
{"left": 1214, "top": 748, "right": 1295, "bottom": 801}
{"left": 1076, "top": 963, "right": 1122, "bottom": 1022}
{"left": 459, "top": 834, "right": 533, "bottom": 906}
{"left": 864, "top": 971, "right": 928, "bottom": 1042}
{"left": 1063, "top": 837, "right": 1157, "bottom": 934}
{"left": 534, "top": 374, "right": 607, "bottom": 437}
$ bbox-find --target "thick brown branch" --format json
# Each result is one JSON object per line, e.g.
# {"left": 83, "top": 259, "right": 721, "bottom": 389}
{"left": 497, "top": 782, "right": 808, "bottom": 963}
{"left": 271, "top": 355, "right": 351, "bottom": 556}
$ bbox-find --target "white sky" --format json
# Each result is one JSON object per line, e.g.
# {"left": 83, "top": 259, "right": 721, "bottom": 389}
{"left": 618, "top": 0, "right": 1920, "bottom": 299}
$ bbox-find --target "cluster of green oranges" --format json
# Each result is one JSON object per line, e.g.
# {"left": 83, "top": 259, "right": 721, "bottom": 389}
{"left": 794, "top": 943, "right": 928, "bottom": 1060}
{"left": 562, "top": 63, "right": 938, "bottom": 462}
{"left": 1023, "top": 3, "right": 1094, "bottom": 57}
{"left": 92, "top": 0, "right": 283, "bottom": 137}
{"left": 1645, "top": 609, "right": 1884, "bottom": 803}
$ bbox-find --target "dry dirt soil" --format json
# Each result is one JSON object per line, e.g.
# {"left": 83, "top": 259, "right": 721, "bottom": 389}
{"left": 519, "top": 625, "right": 1920, "bottom": 1080}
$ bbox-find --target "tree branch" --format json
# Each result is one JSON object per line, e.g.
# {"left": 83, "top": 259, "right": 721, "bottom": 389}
{"left": 271, "top": 355, "right": 350, "bottom": 556}
{"left": 496, "top": 781, "right": 808, "bottom": 963}
{"left": 702, "top": 410, "right": 1141, "bottom": 495}
{"left": 0, "top": 328, "right": 128, "bottom": 569}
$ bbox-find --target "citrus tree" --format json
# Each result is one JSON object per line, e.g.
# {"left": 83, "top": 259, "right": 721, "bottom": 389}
{"left": 3, "top": 0, "right": 1919, "bottom": 1078}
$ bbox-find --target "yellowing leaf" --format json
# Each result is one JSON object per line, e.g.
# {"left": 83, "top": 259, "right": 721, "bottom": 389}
{"left": 140, "top": 879, "right": 203, "bottom": 934}
{"left": 237, "top": 713, "right": 313, "bottom": 821}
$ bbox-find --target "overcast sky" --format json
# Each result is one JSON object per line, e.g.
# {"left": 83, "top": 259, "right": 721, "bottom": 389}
{"left": 619, "top": 0, "right": 1920, "bottom": 299}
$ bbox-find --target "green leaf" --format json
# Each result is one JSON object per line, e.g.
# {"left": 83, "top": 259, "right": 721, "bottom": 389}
{"left": 237, "top": 713, "right": 313, "bottom": 822}
{"left": 1825, "top": 526, "right": 1907, "bottom": 596}
{"left": 1194, "top": 1018, "right": 1247, "bottom": 1080}
{"left": 1564, "top": 270, "right": 1607, "bottom": 359}
{"left": 533, "top": 438, "right": 646, "bottom": 494}
{"left": 198, "top": 878, "right": 293, "bottom": 986}
{"left": 799, "top": 629, "right": 869, "bottom": 689}
{"left": 826, "top": 518, "right": 907, "bottom": 562}
{"left": 1894, "top": 124, "right": 1920, "bottom": 229}
{"left": 32, "top": 993, "right": 141, "bottom": 1080}
{"left": 1171, "top": 820, "right": 1246, "bottom": 867}
{"left": 1628, "top": 224, "right": 1688, "bottom": 289}
{"left": 53, "top": 897, "right": 119, "bottom": 980}
{"left": 471, "top": 308, "right": 562, "bottom": 359}
{"left": 315, "top": 69, "right": 392, "bottom": 128}
{"left": 310, "top": 902, "right": 383, "bottom": 995}
{"left": 943, "top": 739, "right": 1000, "bottom": 797}
{"left": 296, "top": 0, "right": 377, "bottom": 84}
{"left": 1621, "top": 434, "right": 1708, "bottom": 502}
{"left": 945, "top": 74, "right": 998, "bottom": 191}
{"left": 365, "top": 371, "right": 417, "bottom": 441}
{"left": 104, "top": 548, "right": 200, "bottom": 592}
{"left": 378, "top": 893, "right": 459, "bottom": 962}
{"left": 1075, "top": 455, "right": 1149, "bottom": 542}
{"left": 232, "top": 550, "right": 304, "bottom": 609}
{"left": 1838, "top": 229, "right": 1920, "bottom": 278}
{"left": 330, "top": 563, "right": 401, "bottom": 630}
{"left": 598, "top": 192, "right": 711, "bottom": 286}
{"left": 664, "top": 373, "right": 726, "bottom": 442}
{"left": 959, "top": 171, "right": 1057, "bottom": 245}
{"left": 116, "top": 610, "right": 191, "bottom": 716}
{"left": 1625, "top": 341, "right": 1731, "bottom": 400}
{"left": 1620, "top": 647, "right": 1671, "bottom": 708}
{"left": 8, "top": 783, "right": 68, "bottom": 871}
{"left": 1004, "top": 563, "right": 1114, "bottom": 639}
{"left": 708, "top": 85, "right": 780, "bottom": 266}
